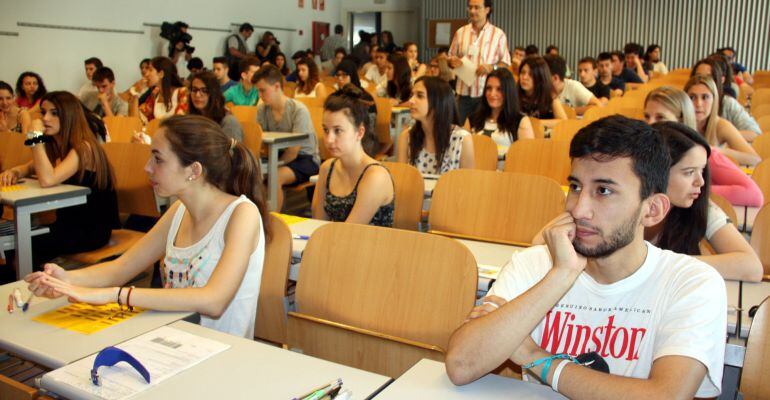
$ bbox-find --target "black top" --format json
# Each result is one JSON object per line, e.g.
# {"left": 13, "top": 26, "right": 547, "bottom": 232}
{"left": 520, "top": 99, "right": 554, "bottom": 119}
{"left": 54, "top": 170, "right": 120, "bottom": 245}
{"left": 614, "top": 68, "right": 643, "bottom": 84}
{"left": 585, "top": 80, "right": 611, "bottom": 99}
{"left": 324, "top": 160, "right": 394, "bottom": 227}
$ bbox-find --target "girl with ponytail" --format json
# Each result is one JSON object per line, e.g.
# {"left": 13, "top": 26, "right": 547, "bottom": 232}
{"left": 25, "top": 115, "right": 271, "bottom": 338}
{"left": 312, "top": 84, "right": 394, "bottom": 227}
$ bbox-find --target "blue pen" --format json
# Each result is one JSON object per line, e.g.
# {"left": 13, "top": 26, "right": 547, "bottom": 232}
{"left": 292, "top": 234, "right": 310, "bottom": 240}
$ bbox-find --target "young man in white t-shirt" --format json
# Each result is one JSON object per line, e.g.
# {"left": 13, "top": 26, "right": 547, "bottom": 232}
{"left": 364, "top": 47, "right": 389, "bottom": 97}
{"left": 544, "top": 54, "right": 602, "bottom": 116}
{"left": 446, "top": 116, "right": 727, "bottom": 399}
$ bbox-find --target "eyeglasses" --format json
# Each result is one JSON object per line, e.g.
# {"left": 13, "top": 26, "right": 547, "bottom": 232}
{"left": 191, "top": 87, "right": 209, "bottom": 95}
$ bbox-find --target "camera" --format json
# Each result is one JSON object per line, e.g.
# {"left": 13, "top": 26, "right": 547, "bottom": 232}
{"left": 160, "top": 21, "right": 195, "bottom": 55}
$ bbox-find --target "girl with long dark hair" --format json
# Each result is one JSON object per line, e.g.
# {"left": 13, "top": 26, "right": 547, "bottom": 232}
{"left": 135, "top": 57, "right": 188, "bottom": 123}
{"left": 0, "top": 91, "right": 119, "bottom": 267}
{"left": 469, "top": 68, "right": 534, "bottom": 147}
{"left": 646, "top": 121, "right": 762, "bottom": 281}
{"left": 386, "top": 53, "right": 412, "bottom": 106}
{"left": 517, "top": 56, "right": 566, "bottom": 128}
{"left": 294, "top": 57, "right": 327, "bottom": 99}
{"left": 188, "top": 71, "right": 243, "bottom": 141}
{"left": 397, "top": 76, "right": 474, "bottom": 174}
{"left": 25, "top": 115, "right": 271, "bottom": 338}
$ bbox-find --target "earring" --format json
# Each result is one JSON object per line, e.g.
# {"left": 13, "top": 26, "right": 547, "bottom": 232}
{"left": 187, "top": 176, "right": 193, "bottom": 182}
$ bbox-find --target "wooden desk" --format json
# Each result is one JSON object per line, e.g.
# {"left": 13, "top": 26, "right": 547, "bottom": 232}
{"left": 1, "top": 179, "right": 90, "bottom": 279}
{"left": 376, "top": 358, "right": 565, "bottom": 399}
{"left": 286, "top": 218, "right": 521, "bottom": 292}
{"left": 262, "top": 132, "right": 311, "bottom": 211}
{"left": 0, "top": 282, "right": 193, "bottom": 369}
{"left": 41, "top": 321, "right": 393, "bottom": 399}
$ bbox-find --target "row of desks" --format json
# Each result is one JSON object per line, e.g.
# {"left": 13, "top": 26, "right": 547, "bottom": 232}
{"left": 0, "top": 281, "right": 564, "bottom": 399}
{"left": 286, "top": 216, "right": 770, "bottom": 340}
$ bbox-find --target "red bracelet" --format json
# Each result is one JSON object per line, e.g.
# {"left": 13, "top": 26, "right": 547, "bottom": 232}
{"left": 126, "top": 286, "right": 135, "bottom": 311}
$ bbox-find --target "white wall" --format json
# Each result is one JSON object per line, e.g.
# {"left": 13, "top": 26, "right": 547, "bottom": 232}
{"left": 339, "top": 0, "right": 420, "bottom": 46}
{"left": 0, "top": 0, "right": 341, "bottom": 94}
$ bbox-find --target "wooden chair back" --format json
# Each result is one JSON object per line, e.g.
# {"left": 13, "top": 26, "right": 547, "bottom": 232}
{"left": 283, "top": 82, "right": 297, "bottom": 98}
{"left": 230, "top": 105, "right": 258, "bottom": 123}
{"left": 306, "top": 105, "right": 331, "bottom": 160}
{"left": 145, "top": 117, "right": 162, "bottom": 137}
{"left": 562, "top": 104, "right": 577, "bottom": 119}
{"left": 373, "top": 96, "right": 394, "bottom": 157}
{"left": 103, "top": 116, "right": 143, "bottom": 143}
{"left": 254, "top": 213, "right": 292, "bottom": 345}
{"left": 240, "top": 120, "right": 264, "bottom": 159}
{"left": 295, "top": 96, "right": 326, "bottom": 109}
{"left": 504, "top": 139, "right": 571, "bottom": 185}
{"left": 582, "top": 104, "right": 613, "bottom": 122}
{"left": 0, "top": 131, "right": 32, "bottom": 171}
{"left": 752, "top": 129, "right": 770, "bottom": 160}
{"left": 750, "top": 205, "right": 770, "bottom": 278}
{"left": 740, "top": 296, "right": 770, "bottom": 399}
{"left": 752, "top": 88, "right": 770, "bottom": 108}
{"left": 382, "top": 161, "right": 424, "bottom": 231}
{"left": 103, "top": 142, "right": 160, "bottom": 217}
{"left": 287, "top": 222, "right": 477, "bottom": 377}
{"left": 551, "top": 119, "right": 590, "bottom": 142}
{"left": 429, "top": 169, "right": 565, "bottom": 245}
{"left": 753, "top": 104, "right": 770, "bottom": 119}
{"left": 710, "top": 193, "right": 739, "bottom": 228}
{"left": 471, "top": 134, "right": 499, "bottom": 171}
{"left": 529, "top": 117, "right": 545, "bottom": 138}
{"left": 751, "top": 159, "right": 770, "bottom": 206}
{"left": 758, "top": 115, "right": 770, "bottom": 133}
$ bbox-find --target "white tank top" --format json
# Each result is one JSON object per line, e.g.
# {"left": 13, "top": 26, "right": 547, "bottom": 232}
{"left": 163, "top": 195, "right": 265, "bottom": 338}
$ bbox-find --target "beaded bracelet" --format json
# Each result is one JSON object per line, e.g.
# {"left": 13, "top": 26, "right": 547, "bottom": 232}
{"left": 24, "top": 131, "right": 52, "bottom": 147}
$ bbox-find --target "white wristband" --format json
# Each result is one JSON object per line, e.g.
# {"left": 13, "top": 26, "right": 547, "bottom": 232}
{"left": 551, "top": 359, "right": 570, "bottom": 392}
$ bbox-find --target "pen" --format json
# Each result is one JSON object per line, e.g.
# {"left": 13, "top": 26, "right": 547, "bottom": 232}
{"left": 7, "top": 294, "right": 14, "bottom": 314}
{"left": 306, "top": 381, "right": 342, "bottom": 400}
{"left": 293, "top": 379, "right": 341, "bottom": 400}
{"left": 22, "top": 292, "right": 33, "bottom": 312}
{"left": 292, "top": 234, "right": 310, "bottom": 240}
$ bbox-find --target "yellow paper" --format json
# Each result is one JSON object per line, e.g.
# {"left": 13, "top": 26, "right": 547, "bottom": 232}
{"left": 741, "top": 167, "right": 753, "bottom": 175}
{"left": 33, "top": 303, "right": 143, "bottom": 335}
{"left": 275, "top": 213, "right": 309, "bottom": 226}
{"left": 0, "top": 184, "right": 24, "bottom": 192}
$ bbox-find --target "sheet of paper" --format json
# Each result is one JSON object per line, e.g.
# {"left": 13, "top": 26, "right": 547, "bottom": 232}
{"left": 276, "top": 213, "right": 309, "bottom": 225}
{"left": 42, "top": 326, "right": 230, "bottom": 400}
{"left": 33, "top": 303, "right": 144, "bottom": 335}
{"left": 434, "top": 22, "right": 451, "bottom": 46}
{"left": 455, "top": 57, "right": 477, "bottom": 86}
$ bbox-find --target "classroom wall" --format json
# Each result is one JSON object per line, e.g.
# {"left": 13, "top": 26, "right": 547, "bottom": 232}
{"left": 422, "top": 0, "right": 770, "bottom": 72}
{"left": 340, "top": 0, "right": 421, "bottom": 47}
{"left": 0, "top": 0, "right": 342, "bottom": 94}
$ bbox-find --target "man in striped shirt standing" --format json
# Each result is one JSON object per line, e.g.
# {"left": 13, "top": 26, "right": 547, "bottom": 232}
{"left": 448, "top": 0, "right": 511, "bottom": 125}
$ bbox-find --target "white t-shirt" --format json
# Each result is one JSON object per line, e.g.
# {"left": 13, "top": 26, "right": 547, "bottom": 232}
{"left": 473, "top": 121, "right": 514, "bottom": 148}
{"left": 706, "top": 201, "right": 730, "bottom": 240}
{"left": 365, "top": 66, "right": 387, "bottom": 87}
{"left": 558, "top": 79, "right": 595, "bottom": 108}
{"left": 652, "top": 62, "right": 669, "bottom": 75}
{"left": 488, "top": 242, "right": 726, "bottom": 398}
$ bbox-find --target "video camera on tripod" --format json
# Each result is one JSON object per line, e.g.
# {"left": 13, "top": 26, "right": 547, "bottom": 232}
{"left": 160, "top": 21, "right": 195, "bottom": 56}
